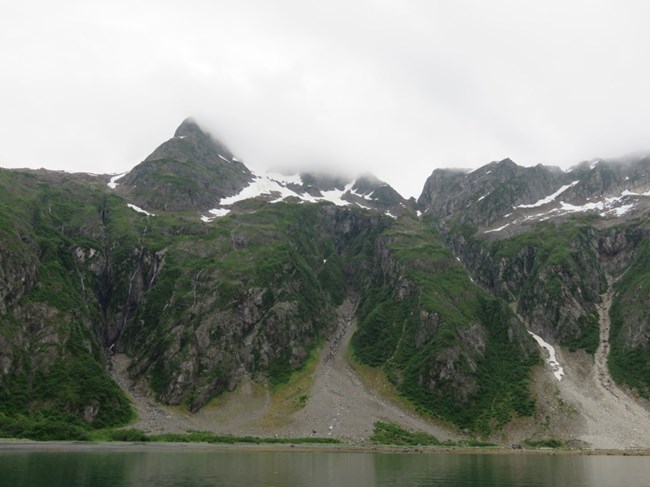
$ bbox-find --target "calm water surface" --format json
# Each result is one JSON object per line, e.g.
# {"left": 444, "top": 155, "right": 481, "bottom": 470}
{"left": 1, "top": 448, "right": 649, "bottom": 486}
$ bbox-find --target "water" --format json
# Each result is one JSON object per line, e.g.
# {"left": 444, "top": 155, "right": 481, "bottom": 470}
{"left": 1, "top": 446, "right": 649, "bottom": 486}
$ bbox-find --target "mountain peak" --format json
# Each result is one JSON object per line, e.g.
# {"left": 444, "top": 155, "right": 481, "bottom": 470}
{"left": 114, "top": 118, "right": 253, "bottom": 211}
{"left": 173, "top": 117, "right": 204, "bottom": 138}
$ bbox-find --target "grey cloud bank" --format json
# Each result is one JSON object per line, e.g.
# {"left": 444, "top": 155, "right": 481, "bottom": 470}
{"left": 1, "top": 0, "right": 649, "bottom": 198}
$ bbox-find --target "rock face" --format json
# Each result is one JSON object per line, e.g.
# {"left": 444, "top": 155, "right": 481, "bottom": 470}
{"left": 117, "top": 118, "right": 254, "bottom": 212}
{"left": 418, "top": 154, "right": 650, "bottom": 399}
{"left": 1, "top": 119, "right": 649, "bottom": 440}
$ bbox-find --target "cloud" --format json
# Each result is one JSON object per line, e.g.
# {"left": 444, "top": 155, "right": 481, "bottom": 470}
{"left": 1, "top": 0, "right": 650, "bottom": 198}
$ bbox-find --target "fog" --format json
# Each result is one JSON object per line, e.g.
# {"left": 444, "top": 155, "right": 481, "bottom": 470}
{"left": 1, "top": 1, "right": 649, "bottom": 198}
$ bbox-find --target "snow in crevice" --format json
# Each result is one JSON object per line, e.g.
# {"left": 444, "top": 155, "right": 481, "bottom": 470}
{"left": 478, "top": 193, "right": 489, "bottom": 202}
{"left": 622, "top": 188, "right": 650, "bottom": 197}
{"left": 127, "top": 203, "right": 155, "bottom": 216}
{"left": 385, "top": 210, "right": 398, "bottom": 219}
{"left": 516, "top": 181, "right": 579, "bottom": 209}
{"left": 218, "top": 154, "right": 231, "bottom": 163}
{"left": 484, "top": 223, "right": 510, "bottom": 233}
{"left": 528, "top": 331, "right": 564, "bottom": 381}
{"left": 108, "top": 172, "right": 128, "bottom": 189}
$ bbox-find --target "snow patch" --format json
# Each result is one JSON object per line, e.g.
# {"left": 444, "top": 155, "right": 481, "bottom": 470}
{"left": 201, "top": 172, "right": 382, "bottom": 222}
{"left": 201, "top": 208, "right": 231, "bottom": 222}
{"left": 528, "top": 331, "right": 564, "bottom": 381}
{"left": 622, "top": 189, "right": 650, "bottom": 197}
{"left": 209, "top": 208, "right": 230, "bottom": 217}
{"left": 603, "top": 204, "right": 635, "bottom": 217}
{"left": 220, "top": 174, "right": 301, "bottom": 205}
{"left": 319, "top": 182, "right": 355, "bottom": 207}
{"left": 385, "top": 210, "right": 397, "bottom": 219}
{"left": 484, "top": 223, "right": 510, "bottom": 233}
{"left": 127, "top": 204, "right": 155, "bottom": 216}
{"left": 516, "top": 181, "right": 579, "bottom": 209}
{"left": 218, "top": 154, "right": 231, "bottom": 163}
{"left": 108, "top": 172, "right": 128, "bottom": 189}
{"left": 478, "top": 194, "right": 488, "bottom": 202}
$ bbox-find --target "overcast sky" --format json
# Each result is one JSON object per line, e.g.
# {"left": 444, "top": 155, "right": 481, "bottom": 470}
{"left": 2, "top": 0, "right": 649, "bottom": 198}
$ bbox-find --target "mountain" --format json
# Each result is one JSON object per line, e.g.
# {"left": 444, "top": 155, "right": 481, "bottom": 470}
{"left": 111, "top": 118, "right": 253, "bottom": 212}
{"left": 0, "top": 118, "right": 649, "bottom": 447}
{"left": 418, "top": 154, "right": 650, "bottom": 399}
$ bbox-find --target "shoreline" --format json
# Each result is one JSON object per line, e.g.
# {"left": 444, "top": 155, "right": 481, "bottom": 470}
{"left": 1, "top": 440, "right": 649, "bottom": 456}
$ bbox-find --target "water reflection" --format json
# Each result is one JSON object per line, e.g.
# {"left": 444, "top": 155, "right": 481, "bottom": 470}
{"left": 1, "top": 448, "right": 649, "bottom": 487}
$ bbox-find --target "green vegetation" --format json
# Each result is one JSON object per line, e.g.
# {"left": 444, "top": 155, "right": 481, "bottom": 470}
{"left": 148, "top": 431, "right": 340, "bottom": 444}
{"left": 523, "top": 438, "right": 564, "bottom": 448}
{"left": 370, "top": 421, "right": 440, "bottom": 446}
{"left": 448, "top": 219, "right": 603, "bottom": 355}
{"left": 489, "top": 221, "right": 602, "bottom": 354}
{"left": 0, "top": 413, "right": 91, "bottom": 441}
{"left": 369, "top": 422, "right": 497, "bottom": 448}
{"left": 124, "top": 203, "right": 352, "bottom": 407}
{"left": 0, "top": 170, "right": 142, "bottom": 436}
{"left": 352, "top": 219, "right": 539, "bottom": 434}
{"left": 2, "top": 160, "right": 646, "bottom": 443}
{"left": 90, "top": 428, "right": 341, "bottom": 445}
{"left": 609, "top": 239, "right": 650, "bottom": 399}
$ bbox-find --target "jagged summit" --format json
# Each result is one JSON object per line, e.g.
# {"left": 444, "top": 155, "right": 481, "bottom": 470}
{"left": 418, "top": 154, "right": 650, "bottom": 233}
{"left": 109, "top": 118, "right": 409, "bottom": 218}
{"left": 113, "top": 118, "right": 253, "bottom": 212}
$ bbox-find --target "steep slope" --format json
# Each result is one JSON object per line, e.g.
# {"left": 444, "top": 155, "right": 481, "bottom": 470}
{"left": 115, "top": 118, "right": 254, "bottom": 212}
{"left": 350, "top": 216, "right": 538, "bottom": 434}
{"left": 418, "top": 155, "right": 650, "bottom": 404}
{"left": 0, "top": 169, "right": 136, "bottom": 439}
